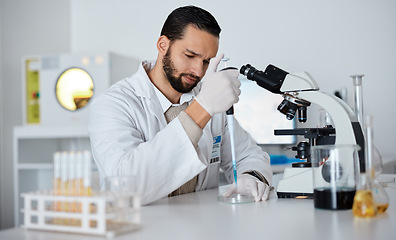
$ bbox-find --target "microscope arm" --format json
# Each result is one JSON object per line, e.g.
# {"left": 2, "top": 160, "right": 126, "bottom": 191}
{"left": 297, "top": 91, "right": 356, "bottom": 145}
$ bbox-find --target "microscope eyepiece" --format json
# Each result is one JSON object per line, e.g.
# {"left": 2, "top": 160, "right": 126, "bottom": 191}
{"left": 240, "top": 64, "right": 288, "bottom": 94}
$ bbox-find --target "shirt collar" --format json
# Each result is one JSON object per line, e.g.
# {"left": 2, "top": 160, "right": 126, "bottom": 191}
{"left": 153, "top": 85, "right": 195, "bottom": 113}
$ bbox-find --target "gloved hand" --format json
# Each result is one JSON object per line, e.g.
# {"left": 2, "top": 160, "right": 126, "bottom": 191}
{"left": 195, "top": 54, "right": 241, "bottom": 116}
{"left": 223, "top": 174, "right": 270, "bottom": 201}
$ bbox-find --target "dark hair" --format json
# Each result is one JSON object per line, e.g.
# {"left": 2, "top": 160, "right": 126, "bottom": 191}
{"left": 160, "top": 5, "right": 221, "bottom": 42}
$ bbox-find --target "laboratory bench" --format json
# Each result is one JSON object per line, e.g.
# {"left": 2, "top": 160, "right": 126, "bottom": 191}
{"left": 1, "top": 173, "right": 395, "bottom": 240}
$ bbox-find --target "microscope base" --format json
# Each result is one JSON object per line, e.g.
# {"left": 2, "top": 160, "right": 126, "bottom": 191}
{"left": 277, "top": 167, "right": 313, "bottom": 198}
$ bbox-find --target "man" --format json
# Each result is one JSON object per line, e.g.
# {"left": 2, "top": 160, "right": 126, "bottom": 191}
{"left": 89, "top": 5, "right": 272, "bottom": 205}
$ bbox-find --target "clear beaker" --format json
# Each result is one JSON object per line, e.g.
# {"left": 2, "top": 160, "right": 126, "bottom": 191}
{"left": 217, "top": 169, "right": 255, "bottom": 204}
{"left": 311, "top": 145, "right": 360, "bottom": 210}
{"left": 105, "top": 175, "right": 137, "bottom": 194}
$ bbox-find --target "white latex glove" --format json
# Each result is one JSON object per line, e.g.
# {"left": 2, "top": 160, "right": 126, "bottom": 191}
{"left": 195, "top": 53, "right": 241, "bottom": 116}
{"left": 223, "top": 174, "right": 270, "bottom": 202}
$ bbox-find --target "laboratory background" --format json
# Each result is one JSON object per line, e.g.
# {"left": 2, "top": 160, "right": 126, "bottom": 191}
{"left": 0, "top": 0, "right": 396, "bottom": 231}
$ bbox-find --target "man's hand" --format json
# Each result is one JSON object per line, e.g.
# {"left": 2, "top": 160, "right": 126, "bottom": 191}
{"left": 195, "top": 54, "right": 241, "bottom": 116}
{"left": 223, "top": 174, "right": 271, "bottom": 202}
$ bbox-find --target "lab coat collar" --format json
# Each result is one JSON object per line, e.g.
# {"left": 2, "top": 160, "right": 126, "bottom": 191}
{"left": 138, "top": 60, "right": 195, "bottom": 113}
{"left": 132, "top": 60, "right": 157, "bottom": 100}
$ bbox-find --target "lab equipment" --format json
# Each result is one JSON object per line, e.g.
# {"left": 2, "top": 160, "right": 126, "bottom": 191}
{"left": 350, "top": 75, "right": 383, "bottom": 177}
{"left": 353, "top": 115, "right": 389, "bottom": 217}
{"left": 105, "top": 175, "right": 137, "bottom": 193}
{"left": 311, "top": 145, "right": 360, "bottom": 210}
{"left": 22, "top": 191, "right": 140, "bottom": 237}
{"left": 22, "top": 150, "right": 141, "bottom": 237}
{"left": 220, "top": 57, "right": 238, "bottom": 187}
{"left": 240, "top": 64, "right": 365, "bottom": 198}
{"left": 218, "top": 105, "right": 255, "bottom": 203}
{"left": 350, "top": 75, "right": 365, "bottom": 127}
{"left": 22, "top": 53, "right": 139, "bottom": 126}
{"left": 217, "top": 58, "right": 255, "bottom": 204}
{"left": 24, "top": 58, "right": 40, "bottom": 124}
{"left": 226, "top": 106, "right": 238, "bottom": 187}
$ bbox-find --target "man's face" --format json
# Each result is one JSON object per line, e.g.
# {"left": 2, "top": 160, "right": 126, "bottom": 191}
{"left": 162, "top": 25, "right": 219, "bottom": 93}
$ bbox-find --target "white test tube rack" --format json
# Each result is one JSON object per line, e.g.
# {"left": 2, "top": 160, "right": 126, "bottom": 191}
{"left": 21, "top": 190, "right": 141, "bottom": 238}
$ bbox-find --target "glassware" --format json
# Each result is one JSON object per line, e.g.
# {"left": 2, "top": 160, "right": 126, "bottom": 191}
{"left": 365, "top": 116, "right": 389, "bottom": 213}
{"left": 350, "top": 75, "right": 383, "bottom": 176}
{"left": 352, "top": 115, "right": 389, "bottom": 217}
{"left": 311, "top": 144, "right": 360, "bottom": 210}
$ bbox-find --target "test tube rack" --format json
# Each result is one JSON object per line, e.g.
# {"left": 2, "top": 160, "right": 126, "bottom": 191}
{"left": 21, "top": 190, "right": 141, "bottom": 238}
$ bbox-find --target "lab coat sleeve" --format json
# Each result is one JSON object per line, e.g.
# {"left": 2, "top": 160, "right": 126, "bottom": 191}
{"left": 88, "top": 92, "right": 206, "bottom": 205}
{"left": 219, "top": 117, "right": 273, "bottom": 186}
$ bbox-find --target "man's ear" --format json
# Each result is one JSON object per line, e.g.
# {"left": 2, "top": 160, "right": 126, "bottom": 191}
{"left": 157, "top": 35, "right": 170, "bottom": 56}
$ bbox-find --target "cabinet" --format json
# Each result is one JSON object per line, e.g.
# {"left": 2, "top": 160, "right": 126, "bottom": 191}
{"left": 13, "top": 125, "right": 91, "bottom": 227}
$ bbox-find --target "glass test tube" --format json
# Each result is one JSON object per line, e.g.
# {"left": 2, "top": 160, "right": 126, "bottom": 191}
{"left": 53, "top": 152, "right": 61, "bottom": 197}
{"left": 60, "top": 151, "right": 69, "bottom": 225}
{"left": 52, "top": 152, "right": 61, "bottom": 224}
{"left": 76, "top": 151, "right": 84, "bottom": 213}
{"left": 68, "top": 152, "right": 78, "bottom": 225}
{"left": 83, "top": 150, "right": 92, "bottom": 196}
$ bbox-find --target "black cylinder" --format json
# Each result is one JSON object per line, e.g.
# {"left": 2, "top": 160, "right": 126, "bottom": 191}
{"left": 298, "top": 106, "right": 307, "bottom": 123}
{"left": 240, "top": 64, "right": 288, "bottom": 94}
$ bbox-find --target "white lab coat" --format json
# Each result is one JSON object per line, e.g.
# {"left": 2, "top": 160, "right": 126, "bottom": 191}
{"left": 88, "top": 61, "right": 272, "bottom": 205}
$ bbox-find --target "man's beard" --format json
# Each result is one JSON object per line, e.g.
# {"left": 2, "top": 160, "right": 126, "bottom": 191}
{"left": 162, "top": 47, "right": 201, "bottom": 93}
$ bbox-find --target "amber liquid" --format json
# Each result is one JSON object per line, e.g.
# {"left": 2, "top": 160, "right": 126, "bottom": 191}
{"left": 352, "top": 189, "right": 377, "bottom": 217}
{"left": 377, "top": 203, "right": 389, "bottom": 214}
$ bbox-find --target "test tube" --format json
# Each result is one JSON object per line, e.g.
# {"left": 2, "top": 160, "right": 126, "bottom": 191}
{"left": 83, "top": 150, "right": 97, "bottom": 227}
{"left": 83, "top": 150, "right": 92, "bottom": 196}
{"left": 60, "top": 152, "right": 69, "bottom": 197}
{"left": 53, "top": 152, "right": 61, "bottom": 196}
{"left": 68, "top": 152, "right": 76, "bottom": 197}
{"left": 68, "top": 152, "right": 77, "bottom": 225}
{"left": 52, "top": 152, "right": 61, "bottom": 224}
{"left": 75, "top": 151, "right": 83, "bottom": 226}
{"left": 76, "top": 151, "right": 84, "bottom": 197}
{"left": 60, "top": 151, "right": 69, "bottom": 225}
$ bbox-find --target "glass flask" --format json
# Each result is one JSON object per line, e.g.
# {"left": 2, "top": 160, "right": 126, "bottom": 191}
{"left": 352, "top": 115, "right": 389, "bottom": 217}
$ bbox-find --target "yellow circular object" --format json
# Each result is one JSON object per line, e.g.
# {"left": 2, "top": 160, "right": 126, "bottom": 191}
{"left": 56, "top": 68, "right": 94, "bottom": 111}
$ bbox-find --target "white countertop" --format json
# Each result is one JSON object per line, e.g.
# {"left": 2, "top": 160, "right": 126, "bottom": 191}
{"left": 1, "top": 173, "right": 395, "bottom": 240}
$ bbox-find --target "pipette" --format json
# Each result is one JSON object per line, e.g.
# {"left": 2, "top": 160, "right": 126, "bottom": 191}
{"left": 226, "top": 106, "right": 238, "bottom": 187}
{"left": 221, "top": 57, "right": 238, "bottom": 188}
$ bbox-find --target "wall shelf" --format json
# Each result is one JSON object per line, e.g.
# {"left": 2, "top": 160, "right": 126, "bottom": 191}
{"left": 17, "top": 163, "right": 53, "bottom": 170}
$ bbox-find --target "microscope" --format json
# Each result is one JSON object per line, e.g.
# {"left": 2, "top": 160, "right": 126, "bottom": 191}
{"left": 240, "top": 64, "right": 365, "bottom": 198}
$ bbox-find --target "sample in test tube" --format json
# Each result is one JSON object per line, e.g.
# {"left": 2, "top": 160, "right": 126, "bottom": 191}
{"left": 83, "top": 150, "right": 92, "bottom": 197}
{"left": 52, "top": 152, "right": 61, "bottom": 224}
